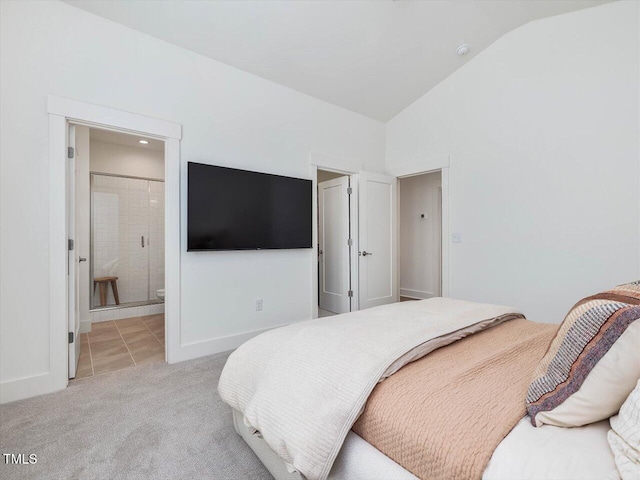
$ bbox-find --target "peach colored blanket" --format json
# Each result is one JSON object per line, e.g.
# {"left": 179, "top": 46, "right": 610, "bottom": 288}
{"left": 353, "top": 318, "right": 558, "bottom": 480}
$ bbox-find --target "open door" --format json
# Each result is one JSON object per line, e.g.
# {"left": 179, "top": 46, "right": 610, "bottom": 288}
{"left": 318, "top": 176, "right": 352, "bottom": 314}
{"left": 67, "top": 124, "right": 81, "bottom": 378}
{"left": 357, "top": 171, "right": 397, "bottom": 310}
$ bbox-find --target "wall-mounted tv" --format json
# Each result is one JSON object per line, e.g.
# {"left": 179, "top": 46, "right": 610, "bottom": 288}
{"left": 187, "top": 162, "right": 312, "bottom": 251}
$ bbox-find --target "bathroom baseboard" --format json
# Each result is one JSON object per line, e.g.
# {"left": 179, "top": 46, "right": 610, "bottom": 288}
{"left": 90, "top": 303, "right": 165, "bottom": 322}
{"left": 79, "top": 319, "right": 92, "bottom": 334}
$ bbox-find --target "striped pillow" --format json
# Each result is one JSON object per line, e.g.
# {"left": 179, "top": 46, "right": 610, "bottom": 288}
{"left": 526, "top": 281, "right": 640, "bottom": 427}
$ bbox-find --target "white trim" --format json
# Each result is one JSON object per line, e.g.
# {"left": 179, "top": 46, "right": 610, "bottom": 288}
{"left": 440, "top": 167, "right": 451, "bottom": 297}
{"left": 348, "top": 176, "right": 360, "bottom": 312}
{"left": 0, "top": 373, "right": 56, "bottom": 405}
{"left": 309, "top": 152, "right": 365, "bottom": 175}
{"left": 310, "top": 165, "right": 319, "bottom": 320}
{"left": 79, "top": 320, "right": 92, "bottom": 334}
{"left": 394, "top": 162, "right": 451, "bottom": 299}
{"left": 176, "top": 325, "right": 288, "bottom": 363}
{"left": 387, "top": 155, "right": 450, "bottom": 178}
{"left": 0, "top": 97, "right": 182, "bottom": 404}
{"left": 164, "top": 137, "right": 181, "bottom": 364}
{"left": 47, "top": 96, "right": 182, "bottom": 140}
{"left": 399, "top": 288, "right": 437, "bottom": 300}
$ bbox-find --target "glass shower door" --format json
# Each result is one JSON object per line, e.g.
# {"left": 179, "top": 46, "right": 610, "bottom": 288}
{"left": 91, "top": 174, "right": 150, "bottom": 308}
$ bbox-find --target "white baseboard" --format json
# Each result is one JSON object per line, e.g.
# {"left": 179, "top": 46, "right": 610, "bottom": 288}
{"left": 79, "top": 319, "right": 92, "bottom": 334}
{"left": 0, "top": 371, "right": 66, "bottom": 404}
{"left": 171, "top": 324, "right": 288, "bottom": 364}
{"left": 2, "top": 323, "right": 282, "bottom": 403}
{"left": 400, "top": 288, "right": 437, "bottom": 300}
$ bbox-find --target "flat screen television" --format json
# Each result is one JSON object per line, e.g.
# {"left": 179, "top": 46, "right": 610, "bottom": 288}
{"left": 187, "top": 162, "right": 312, "bottom": 251}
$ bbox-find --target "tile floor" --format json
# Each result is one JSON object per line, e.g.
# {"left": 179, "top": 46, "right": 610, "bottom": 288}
{"left": 75, "top": 314, "right": 165, "bottom": 379}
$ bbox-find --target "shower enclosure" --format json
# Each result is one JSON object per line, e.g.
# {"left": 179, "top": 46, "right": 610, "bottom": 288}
{"left": 90, "top": 173, "right": 164, "bottom": 309}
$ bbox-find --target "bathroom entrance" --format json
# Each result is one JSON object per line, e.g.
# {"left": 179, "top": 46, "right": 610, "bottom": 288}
{"left": 71, "top": 125, "right": 167, "bottom": 379}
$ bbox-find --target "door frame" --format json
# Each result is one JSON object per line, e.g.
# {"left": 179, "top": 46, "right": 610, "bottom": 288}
{"left": 48, "top": 95, "right": 182, "bottom": 392}
{"left": 309, "top": 154, "right": 363, "bottom": 319}
{"left": 393, "top": 160, "right": 450, "bottom": 298}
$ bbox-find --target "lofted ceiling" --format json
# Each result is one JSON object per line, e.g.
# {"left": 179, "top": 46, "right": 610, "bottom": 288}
{"left": 65, "top": 0, "right": 609, "bottom": 121}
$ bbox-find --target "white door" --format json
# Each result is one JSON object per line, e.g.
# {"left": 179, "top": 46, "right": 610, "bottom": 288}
{"left": 318, "top": 176, "right": 351, "bottom": 314}
{"left": 357, "top": 171, "right": 398, "bottom": 309}
{"left": 67, "top": 125, "right": 81, "bottom": 378}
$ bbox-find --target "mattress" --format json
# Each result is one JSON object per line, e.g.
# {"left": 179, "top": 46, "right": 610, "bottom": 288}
{"left": 233, "top": 409, "right": 620, "bottom": 480}
{"left": 484, "top": 417, "right": 620, "bottom": 480}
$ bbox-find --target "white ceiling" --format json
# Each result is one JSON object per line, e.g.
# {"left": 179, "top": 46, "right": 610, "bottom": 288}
{"left": 65, "top": 0, "right": 609, "bottom": 121}
{"left": 90, "top": 128, "right": 165, "bottom": 151}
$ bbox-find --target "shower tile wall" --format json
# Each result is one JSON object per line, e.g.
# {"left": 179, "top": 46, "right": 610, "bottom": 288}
{"left": 149, "top": 180, "right": 165, "bottom": 299}
{"left": 92, "top": 175, "right": 164, "bottom": 307}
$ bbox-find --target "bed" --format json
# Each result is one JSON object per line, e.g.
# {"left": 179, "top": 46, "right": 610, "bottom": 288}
{"left": 219, "top": 292, "right": 638, "bottom": 480}
{"left": 232, "top": 410, "right": 619, "bottom": 480}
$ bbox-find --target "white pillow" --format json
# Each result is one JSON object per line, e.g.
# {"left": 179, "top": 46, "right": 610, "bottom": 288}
{"left": 608, "top": 378, "right": 640, "bottom": 480}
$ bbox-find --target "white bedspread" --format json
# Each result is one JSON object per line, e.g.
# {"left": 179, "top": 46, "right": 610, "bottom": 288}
{"left": 218, "top": 298, "right": 522, "bottom": 480}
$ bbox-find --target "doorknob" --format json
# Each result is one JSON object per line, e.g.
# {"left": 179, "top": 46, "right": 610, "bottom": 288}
{"left": 79, "top": 257, "right": 87, "bottom": 262}
{"left": 361, "top": 251, "right": 373, "bottom": 256}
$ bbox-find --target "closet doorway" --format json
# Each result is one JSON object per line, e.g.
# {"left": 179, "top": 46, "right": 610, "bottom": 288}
{"left": 398, "top": 171, "right": 442, "bottom": 301}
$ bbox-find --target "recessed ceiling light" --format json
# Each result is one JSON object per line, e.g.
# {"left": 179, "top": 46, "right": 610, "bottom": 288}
{"left": 138, "top": 139, "right": 149, "bottom": 144}
{"left": 456, "top": 44, "right": 469, "bottom": 56}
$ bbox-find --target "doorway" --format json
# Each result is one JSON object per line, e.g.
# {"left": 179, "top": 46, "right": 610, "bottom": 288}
{"left": 312, "top": 163, "right": 398, "bottom": 318}
{"left": 70, "top": 126, "right": 167, "bottom": 379}
{"left": 43, "top": 95, "right": 181, "bottom": 401}
{"left": 317, "top": 169, "right": 353, "bottom": 316}
{"left": 398, "top": 171, "right": 443, "bottom": 301}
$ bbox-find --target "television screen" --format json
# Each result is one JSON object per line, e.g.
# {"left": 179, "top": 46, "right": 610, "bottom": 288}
{"left": 187, "top": 162, "right": 312, "bottom": 251}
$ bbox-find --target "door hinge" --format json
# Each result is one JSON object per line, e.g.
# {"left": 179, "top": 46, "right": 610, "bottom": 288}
{"left": 347, "top": 238, "right": 353, "bottom": 246}
{"left": 347, "top": 290, "right": 353, "bottom": 298}
{"left": 68, "top": 146, "right": 75, "bottom": 158}
{"left": 68, "top": 239, "right": 74, "bottom": 251}
{"left": 68, "top": 332, "right": 74, "bottom": 344}
{"left": 347, "top": 187, "right": 353, "bottom": 195}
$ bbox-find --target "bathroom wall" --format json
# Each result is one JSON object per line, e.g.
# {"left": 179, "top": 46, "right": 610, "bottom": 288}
{"left": 148, "top": 180, "right": 165, "bottom": 301}
{"left": 90, "top": 140, "right": 164, "bottom": 180}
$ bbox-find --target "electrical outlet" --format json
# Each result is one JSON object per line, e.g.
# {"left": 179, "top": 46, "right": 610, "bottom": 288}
{"left": 255, "top": 299, "right": 263, "bottom": 311}
{"left": 452, "top": 232, "right": 462, "bottom": 243}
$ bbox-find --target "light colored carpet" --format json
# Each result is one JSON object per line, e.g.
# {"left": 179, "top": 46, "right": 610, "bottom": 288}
{"left": 0, "top": 352, "right": 273, "bottom": 480}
